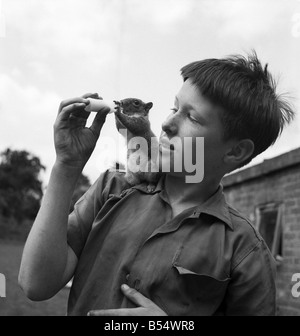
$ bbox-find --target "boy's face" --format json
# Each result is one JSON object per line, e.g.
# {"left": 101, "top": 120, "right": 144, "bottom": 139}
{"left": 159, "top": 79, "right": 233, "bottom": 181}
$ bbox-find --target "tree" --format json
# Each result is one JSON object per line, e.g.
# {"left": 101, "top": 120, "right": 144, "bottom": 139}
{"left": 0, "top": 148, "right": 45, "bottom": 221}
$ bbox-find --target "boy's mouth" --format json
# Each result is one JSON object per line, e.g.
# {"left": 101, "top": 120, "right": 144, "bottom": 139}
{"left": 159, "top": 137, "right": 175, "bottom": 151}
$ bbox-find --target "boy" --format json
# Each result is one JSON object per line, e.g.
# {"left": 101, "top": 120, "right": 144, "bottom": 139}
{"left": 19, "top": 52, "right": 294, "bottom": 316}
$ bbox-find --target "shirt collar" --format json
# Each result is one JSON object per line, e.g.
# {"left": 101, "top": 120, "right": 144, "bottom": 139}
{"left": 131, "top": 173, "right": 165, "bottom": 194}
{"left": 194, "top": 184, "right": 233, "bottom": 230}
{"left": 131, "top": 175, "right": 233, "bottom": 230}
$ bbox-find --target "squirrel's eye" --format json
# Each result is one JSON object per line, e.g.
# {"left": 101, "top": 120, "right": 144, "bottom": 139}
{"left": 133, "top": 100, "right": 140, "bottom": 106}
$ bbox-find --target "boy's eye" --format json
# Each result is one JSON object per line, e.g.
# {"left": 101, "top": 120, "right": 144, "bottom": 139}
{"left": 170, "top": 108, "right": 200, "bottom": 124}
{"left": 187, "top": 113, "right": 203, "bottom": 124}
{"left": 188, "top": 114, "right": 198, "bottom": 123}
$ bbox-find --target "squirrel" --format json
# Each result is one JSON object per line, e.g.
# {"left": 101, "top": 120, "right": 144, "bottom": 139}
{"left": 114, "top": 98, "right": 161, "bottom": 188}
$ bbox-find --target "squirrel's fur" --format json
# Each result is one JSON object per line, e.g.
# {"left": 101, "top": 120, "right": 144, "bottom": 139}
{"left": 114, "top": 98, "right": 161, "bottom": 187}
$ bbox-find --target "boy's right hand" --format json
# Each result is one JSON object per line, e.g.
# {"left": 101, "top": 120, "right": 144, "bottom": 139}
{"left": 54, "top": 93, "right": 110, "bottom": 170}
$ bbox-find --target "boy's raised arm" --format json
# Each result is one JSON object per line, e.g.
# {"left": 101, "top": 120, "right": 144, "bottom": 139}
{"left": 18, "top": 93, "right": 110, "bottom": 301}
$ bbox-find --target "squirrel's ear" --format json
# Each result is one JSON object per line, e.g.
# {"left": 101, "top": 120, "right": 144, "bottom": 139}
{"left": 145, "top": 102, "right": 153, "bottom": 112}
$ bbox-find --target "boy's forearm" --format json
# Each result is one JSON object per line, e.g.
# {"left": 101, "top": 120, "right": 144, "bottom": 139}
{"left": 19, "top": 161, "right": 82, "bottom": 300}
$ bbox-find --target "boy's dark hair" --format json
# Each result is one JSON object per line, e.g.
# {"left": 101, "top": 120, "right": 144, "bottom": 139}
{"left": 181, "top": 51, "right": 295, "bottom": 167}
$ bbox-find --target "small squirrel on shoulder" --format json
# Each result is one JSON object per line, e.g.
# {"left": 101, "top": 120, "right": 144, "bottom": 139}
{"left": 114, "top": 98, "right": 161, "bottom": 188}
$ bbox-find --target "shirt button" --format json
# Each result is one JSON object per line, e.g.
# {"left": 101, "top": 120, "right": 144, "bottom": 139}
{"left": 147, "top": 185, "right": 155, "bottom": 193}
{"left": 134, "top": 279, "right": 140, "bottom": 291}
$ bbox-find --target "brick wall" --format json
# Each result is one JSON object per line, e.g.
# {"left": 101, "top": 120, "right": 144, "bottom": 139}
{"left": 222, "top": 147, "right": 300, "bottom": 316}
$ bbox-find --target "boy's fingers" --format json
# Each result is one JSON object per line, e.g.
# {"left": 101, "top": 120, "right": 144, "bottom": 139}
{"left": 70, "top": 108, "right": 91, "bottom": 120}
{"left": 68, "top": 113, "right": 90, "bottom": 128}
{"left": 58, "top": 94, "right": 103, "bottom": 120}
{"left": 121, "top": 285, "right": 153, "bottom": 308}
{"left": 76, "top": 93, "right": 103, "bottom": 119}
{"left": 89, "top": 108, "right": 110, "bottom": 138}
{"left": 58, "top": 98, "right": 90, "bottom": 114}
{"left": 87, "top": 309, "right": 137, "bottom": 316}
{"left": 58, "top": 93, "right": 102, "bottom": 114}
{"left": 56, "top": 93, "right": 106, "bottom": 131}
{"left": 56, "top": 103, "right": 88, "bottom": 124}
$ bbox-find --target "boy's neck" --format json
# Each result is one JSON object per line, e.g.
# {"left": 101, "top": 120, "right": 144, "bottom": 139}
{"left": 164, "top": 173, "right": 221, "bottom": 211}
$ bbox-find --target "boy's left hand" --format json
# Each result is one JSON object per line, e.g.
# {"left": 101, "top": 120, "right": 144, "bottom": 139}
{"left": 87, "top": 284, "right": 167, "bottom": 316}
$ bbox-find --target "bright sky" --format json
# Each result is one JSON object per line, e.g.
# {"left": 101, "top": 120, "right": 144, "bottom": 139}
{"left": 0, "top": 0, "right": 300, "bottom": 185}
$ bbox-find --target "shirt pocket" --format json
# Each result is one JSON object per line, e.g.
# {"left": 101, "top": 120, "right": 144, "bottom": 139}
{"left": 157, "top": 262, "right": 231, "bottom": 316}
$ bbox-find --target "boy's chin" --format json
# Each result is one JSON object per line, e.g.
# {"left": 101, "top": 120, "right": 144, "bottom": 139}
{"left": 158, "top": 161, "right": 186, "bottom": 177}
{"left": 158, "top": 151, "right": 179, "bottom": 173}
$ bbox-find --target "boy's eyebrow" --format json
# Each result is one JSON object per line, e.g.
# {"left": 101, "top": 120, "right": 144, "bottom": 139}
{"left": 175, "top": 95, "right": 198, "bottom": 112}
{"left": 175, "top": 95, "right": 207, "bottom": 122}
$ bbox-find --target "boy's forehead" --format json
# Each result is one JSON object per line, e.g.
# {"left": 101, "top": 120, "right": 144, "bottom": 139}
{"left": 177, "top": 79, "right": 223, "bottom": 118}
{"left": 177, "top": 79, "right": 205, "bottom": 104}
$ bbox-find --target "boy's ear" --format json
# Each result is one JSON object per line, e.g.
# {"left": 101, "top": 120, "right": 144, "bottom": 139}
{"left": 224, "top": 139, "right": 254, "bottom": 166}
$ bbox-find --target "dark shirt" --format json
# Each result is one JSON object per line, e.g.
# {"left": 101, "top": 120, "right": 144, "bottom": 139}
{"left": 67, "top": 169, "right": 276, "bottom": 316}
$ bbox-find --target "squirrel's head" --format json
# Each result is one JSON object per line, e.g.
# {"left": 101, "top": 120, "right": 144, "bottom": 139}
{"left": 115, "top": 98, "right": 153, "bottom": 116}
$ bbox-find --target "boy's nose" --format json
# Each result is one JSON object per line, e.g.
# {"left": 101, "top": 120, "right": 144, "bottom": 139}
{"left": 162, "top": 113, "right": 179, "bottom": 136}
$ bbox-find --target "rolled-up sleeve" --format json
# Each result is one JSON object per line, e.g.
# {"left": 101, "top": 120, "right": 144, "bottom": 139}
{"left": 224, "top": 240, "right": 277, "bottom": 316}
{"left": 67, "top": 170, "right": 110, "bottom": 258}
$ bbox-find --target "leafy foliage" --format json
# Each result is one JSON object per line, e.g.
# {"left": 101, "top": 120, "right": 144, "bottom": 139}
{"left": 0, "top": 148, "right": 92, "bottom": 240}
{"left": 0, "top": 149, "right": 45, "bottom": 221}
